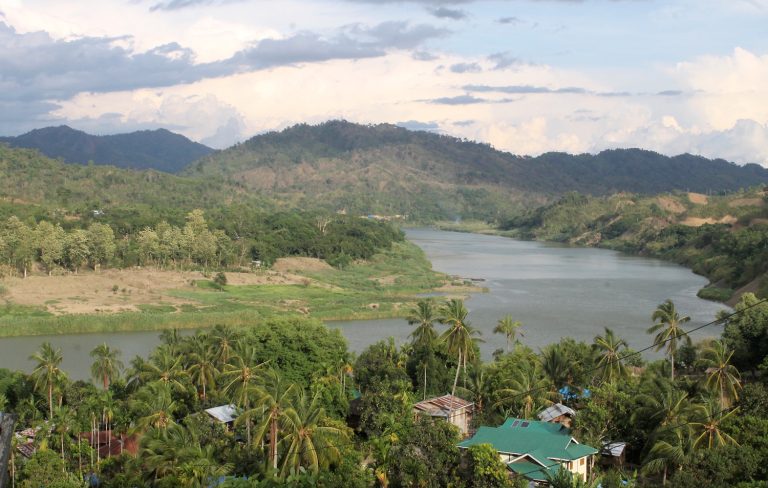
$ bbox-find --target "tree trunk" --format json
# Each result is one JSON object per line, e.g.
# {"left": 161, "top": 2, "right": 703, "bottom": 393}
{"left": 270, "top": 417, "right": 278, "bottom": 471}
{"left": 423, "top": 364, "right": 427, "bottom": 401}
{"left": 671, "top": 354, "right": 675, "bottom": 382}
{"left": 48, "top": 383, "right": 53, "bottom": 420}
{"left": 0, "top": 413, "right": 18, "bottom": 488}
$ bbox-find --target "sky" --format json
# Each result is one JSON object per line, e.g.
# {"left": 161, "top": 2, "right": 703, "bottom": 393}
{"left": 1, "top": 0, "right": 767, "bottom": 165}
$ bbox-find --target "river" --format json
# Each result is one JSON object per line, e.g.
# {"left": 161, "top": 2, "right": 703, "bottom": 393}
{"left": 0, "top": 229, "right": 728, "bottom": 380}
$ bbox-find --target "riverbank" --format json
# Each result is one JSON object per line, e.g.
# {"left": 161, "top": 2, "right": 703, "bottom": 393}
{"left": 0, "top": 240, "right": 484, "bottom": 337}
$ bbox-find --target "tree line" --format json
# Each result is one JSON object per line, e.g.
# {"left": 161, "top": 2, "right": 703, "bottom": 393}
{"left": 0, "top": 209, "right": 404, "bottom": 277}
{"left": 1, "top": 295, "right": 768, "bottom": 487}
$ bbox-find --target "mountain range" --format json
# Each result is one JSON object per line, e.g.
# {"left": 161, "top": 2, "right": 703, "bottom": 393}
{"left": 0, "top": 125, "right": 213, "bottom": 173}
{"left": 2, "top": 120, "right": 768, "bottom": 221}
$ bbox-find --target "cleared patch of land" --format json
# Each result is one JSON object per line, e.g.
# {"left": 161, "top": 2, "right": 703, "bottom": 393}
{"left": 3, "top": 268, "right": 303, "bottom": 315}
{"left": 0, "top": 241, "right": 483, "bottom": 337}
{"left": 687, "top": 192, "right": 708, "bottom": 204}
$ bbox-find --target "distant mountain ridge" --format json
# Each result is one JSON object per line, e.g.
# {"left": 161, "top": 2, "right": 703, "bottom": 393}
{"left": 183, "top": 120, "right": 768, "bottom": 219}
{"left": 0, "top": 126, "right": 214, "bottom": 173}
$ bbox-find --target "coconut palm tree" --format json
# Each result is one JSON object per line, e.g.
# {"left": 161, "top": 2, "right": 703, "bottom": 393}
{"left": 278, "top": 387, "right": 346, "bottom": 477}
{"left": 131, "top": 383, "right": 178, "bottom": 431}
{"left": 699, "top": 340, "right": 742, "bottom": 410}
{"left": 139, "top": 347, "right": 189, "bottom": 392}
{"left": 188, "top": 337, "right": 219, "bottom": 401}
{"left": 407, "top": 299, "right": 438, "bottom": 348}
{"left": 438, "top": 299, "right": 483, "bottom": 403}
{"left": 222, "top": 344, "right": 266, "bottom": 444}
{"left": 209, "top": 324, "right": 240, "bottom": 367}
{"left": 689, "top": 396, "right": 739, "bottom": 449}
{"left": 177, "top": 444, "right": 233, "bottom": 488}
{"left": 29, "top": 342, "right": 66, "bottom": 419}
{"left": 642, "top": 428, "right": 693, "bottom": 486}
{"left": 541, "top": 344, "right": 570, "bottom": 392}
{"left": 592, "top": 328, "right": 629, "bottom": 385}
{"left": 141, "top": 423, "right": 196, "bottom": 481}
{"left": 634, "top": 379, "right": 694, "bottom": 433}
{"left": 52, "top": 405, "right": 74, "bottom": 463}
{"left": 495, "top": 362, "right": 554, "bottom": 419}
{"left": 493, "top": 315, "right": 524, "bottom": 352}
{"left": 245, "top": 369, "right": 297, "bottom": 471}
{"left": 456, "top": 364, "right": 491, "bottom": 417}
{"left": 90, "top": 343, "right": 124, "bottom": 390}
{"left": 648, "top": 300, "right": 691, "bottom": 381}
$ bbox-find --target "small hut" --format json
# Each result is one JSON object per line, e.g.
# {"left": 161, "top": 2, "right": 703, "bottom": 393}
{"left": 413, "top": 394, "right": 474, "bottom": 436}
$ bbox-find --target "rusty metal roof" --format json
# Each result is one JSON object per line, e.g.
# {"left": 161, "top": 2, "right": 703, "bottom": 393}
{"left": 414, "top": 395, "right": 473, "bottom": 417}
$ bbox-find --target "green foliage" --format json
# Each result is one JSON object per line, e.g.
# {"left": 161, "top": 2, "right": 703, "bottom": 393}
{"left": 721, "top": 293, "right": 768, "bottom": 372}
{"left": 462, "top": 443, "right": 512, "bottom": 487}
{"left": 386, "top": 417, "right": 462, "bottom": 488}
{"left": 19, "top": 449, "right": 84, "bottom": 488}
{"left": 245, "top": 317, "right": 348, "bottom": 389}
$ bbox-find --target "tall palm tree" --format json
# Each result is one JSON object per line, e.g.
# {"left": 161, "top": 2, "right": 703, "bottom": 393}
{"left": 699, "top": 340, "right": 742, "bottom": 410}
{"left": 278, "top": 387, "right": 346, "bottom": 478}
{"left": 495, "top": 362, "right": 554, "bottom": 419}
{"left": 642, "top": 429, "right": 693, "bottom": 486}
{"left": 131, "top": 383, "right": 178, "bottom": 431}
{"left": 592, "top": 328, "right": 629, "bottom": 385}
{"left": 222, "top": 344, "right": 265, "bottom": 444}
{"left": 52, "top": 405, "right": 74, "bottom": 463}
{"left": 177, "top": 444, "right": 233, "bottom": 488}
{"left": 90, "top": 343, "right": 124, "bottom": 390}
{"left": 493, "top": 315, "right": 524, "bottom": 353}
{"left": 139, "top": 347, "right": 189, "bottom": 392}
{"left": 245, "top": 369, "right": 297, "bottom": 471}
{"left": 541, "top": 344, "right": 570, "bottom": 392}
{"left": 141, "top": 423, "right": 196, "bottom": 481}
{"left": 634, "top": 379, "right": 694, "bottom": 433}
{"left": 188, "top": 337, "right": 219, "bottom": 401}
{"left": 407, "top": 299, "right": 438, "bottom": 348}
{"left": 438, "top": 299, "right": 483, "bottom": 403}
{"left": 648, "top": 299, "right": 691, "bottom": 381}
{"left": 209, "top": 324, "right": 240, "bottom": 367}
{"left": 689, "top": 396, "right": 739, "bottom": 450}
{"left": 29, "top": 342, "right": 66, "bottom": 419}
{"left": 456, "top": 364, "right": 491, "bottom": 417}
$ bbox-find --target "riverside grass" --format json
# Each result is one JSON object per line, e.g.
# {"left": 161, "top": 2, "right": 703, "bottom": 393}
{"left": 0, "top": 241, "right": 458, "bottom": 337}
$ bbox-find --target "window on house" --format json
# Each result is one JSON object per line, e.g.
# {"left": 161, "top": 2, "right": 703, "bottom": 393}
{"left": 521, "top": 421, "right": 529, "bottom": 428}
{"left": 580, "top": 458, "right": 585, "bottom": 466}
{"left": 511, "top": 420, "right": 519, "bottom": 427}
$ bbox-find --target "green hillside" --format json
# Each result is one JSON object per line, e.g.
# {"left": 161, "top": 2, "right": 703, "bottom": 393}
{"left": 501, "top": 189, "right": 768, "bottom": 302}
{"left": 184, "top": 120, "right": 768, "bottom": 220}
{"left": 0, "top": 144, "right": 269, "bottom": 228}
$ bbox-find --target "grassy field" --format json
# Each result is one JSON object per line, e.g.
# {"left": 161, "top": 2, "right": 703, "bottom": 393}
{"left": 0, "top": 241, "right": 476, "bottom": 337}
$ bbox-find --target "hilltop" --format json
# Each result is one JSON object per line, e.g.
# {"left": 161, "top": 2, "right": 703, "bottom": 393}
{"left": 0, "top": 125, "right": 213, "bottom": 173}
{"left": 184, "top": 120, "right": 768, "bottom": 220}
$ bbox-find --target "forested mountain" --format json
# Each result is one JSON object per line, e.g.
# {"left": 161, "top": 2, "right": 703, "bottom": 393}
{"left": 0, "top": 145, "right": 264, "bottom": 225}
{"left": 0, "top": 125, "right": 213, "bottom": 173}
{"left": 4, "top": 120, "right": 768, "bottom": 222}
{"left": 184, "top": 120, "right": 768, "bottom": 220}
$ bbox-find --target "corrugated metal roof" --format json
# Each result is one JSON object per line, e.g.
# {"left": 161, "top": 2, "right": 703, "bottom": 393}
{"left": 414, "top": 395, "right": 473, "bottom": 417}
{"left": 537, "top": 403, "right": 575, "bottom": 422}
{"left": 601, "top": 441, "right": 627, "bottom": 457}
{"left": 458, "top": 418, "right": 597, "bottom": 462}
{"left": 205, "top": 404, "right": 239, "bottom": 423}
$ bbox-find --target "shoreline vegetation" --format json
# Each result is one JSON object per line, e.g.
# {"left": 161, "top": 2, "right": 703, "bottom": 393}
{"left": 0, "top": 240, "right": 486, "bottom": 338}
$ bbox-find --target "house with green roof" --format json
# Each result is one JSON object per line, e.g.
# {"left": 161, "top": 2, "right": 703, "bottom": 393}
{"left": 458, "top": 418, "right": 598, "bottom": 485}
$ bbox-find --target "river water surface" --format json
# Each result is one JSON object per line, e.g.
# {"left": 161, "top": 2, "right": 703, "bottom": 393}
{"left": 0, "top": 228, "right": 728, "bottom": 380}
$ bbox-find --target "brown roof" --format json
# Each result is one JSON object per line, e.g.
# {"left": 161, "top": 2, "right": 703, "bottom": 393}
{"left": 17, "top": 442, "right": 36, "bottom": 458}
{"left": 414, "top": 395, "right": 473, "bottom": 417}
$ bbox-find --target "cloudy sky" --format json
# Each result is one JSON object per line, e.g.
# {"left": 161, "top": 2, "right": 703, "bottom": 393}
{"left": 1, "top": 0, "right": 767, "bottom": 164}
